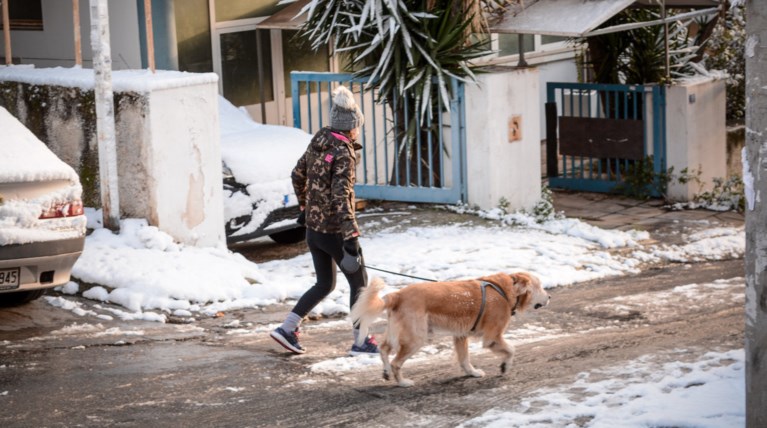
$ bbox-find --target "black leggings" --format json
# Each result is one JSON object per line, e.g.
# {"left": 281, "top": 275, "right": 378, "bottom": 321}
{"left": 291, "top": 229, "right": 368, "bottom": 318}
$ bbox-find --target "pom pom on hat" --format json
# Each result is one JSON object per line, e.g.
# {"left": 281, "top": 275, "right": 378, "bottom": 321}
{"left": 332, "top": 86, "right": 357, "bottom": 109}
{"left": 331, "top": 85, "right": 364, "bottom": 131}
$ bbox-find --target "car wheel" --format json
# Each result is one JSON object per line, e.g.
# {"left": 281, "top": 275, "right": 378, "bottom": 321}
{"left": 268, "top": 226, "right": 306, "bottom": 244}
{"left": 1, "top": 289, "right": 46, "bottom": 306}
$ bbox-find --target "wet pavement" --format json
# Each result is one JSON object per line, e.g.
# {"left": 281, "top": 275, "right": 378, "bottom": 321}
{"left": 0, "top": 189, "right": 746, "bottom": 427}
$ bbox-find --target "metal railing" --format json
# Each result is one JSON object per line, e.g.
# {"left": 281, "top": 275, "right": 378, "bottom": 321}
{"left": 291, "top": 72, "right": 467, "bottom": 204}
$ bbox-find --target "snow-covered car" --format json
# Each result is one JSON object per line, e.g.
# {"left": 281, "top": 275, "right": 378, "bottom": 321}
{"left": 219, "top": 97, "right": 311, "bottom": 245}
{"left": 0, "top": 107, "right": 87, "bottom": 305}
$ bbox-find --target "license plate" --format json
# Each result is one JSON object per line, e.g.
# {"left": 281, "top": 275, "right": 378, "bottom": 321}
{"left": 0, "top": 268, "right": 20, "bottom": 290}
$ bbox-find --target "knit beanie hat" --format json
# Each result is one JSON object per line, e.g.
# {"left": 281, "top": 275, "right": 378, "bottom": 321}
{"left": 330, "top": 86, "right": 364, "bottom": 131}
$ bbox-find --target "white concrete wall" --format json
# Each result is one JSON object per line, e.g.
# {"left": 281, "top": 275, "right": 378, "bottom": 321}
{"left": 465, "top": 68, "right": 541, "bottom": 211}
{"left": 1, "top": 0, "right": 142, "bottom": 69}
{"left": 147, "top": 82, "right": 225, "bottom": 247}
{"left": 666, "top": 78, "right": 727, "bottom": 201}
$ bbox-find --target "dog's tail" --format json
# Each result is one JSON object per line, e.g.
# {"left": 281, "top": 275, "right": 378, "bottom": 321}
{"left": 350, "top": 277, "right": 388, "bottom": 347}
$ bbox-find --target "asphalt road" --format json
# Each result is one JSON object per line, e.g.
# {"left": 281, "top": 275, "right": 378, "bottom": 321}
{"left": 0, "top": 258, "right": 744, "bottom": 427}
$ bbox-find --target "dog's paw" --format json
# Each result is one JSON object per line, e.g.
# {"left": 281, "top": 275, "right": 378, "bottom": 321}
{"left": 398, "top": 379, "right": 415, "bottom": 388}
{"left": 468, "top": 369, "right": 485, "bottom": 378}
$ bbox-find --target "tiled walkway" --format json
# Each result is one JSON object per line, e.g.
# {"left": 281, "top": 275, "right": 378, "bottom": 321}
{"left": 551, "top": 190, "right": 744, "bottom": 238}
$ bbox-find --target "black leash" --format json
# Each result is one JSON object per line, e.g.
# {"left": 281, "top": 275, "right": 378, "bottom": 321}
{"left": 362, "top": 264, "right": 437, "bottom": 282}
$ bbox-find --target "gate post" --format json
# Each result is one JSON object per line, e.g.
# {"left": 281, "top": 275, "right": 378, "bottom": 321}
{"left": 545, "top": 102, "right": 558, "bottom": 177}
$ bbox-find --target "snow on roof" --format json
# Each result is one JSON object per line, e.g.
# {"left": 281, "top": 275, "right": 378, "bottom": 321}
{"left": 0, "top": 107, "right": 79, "bottom": 183}
{"left": 0, "top": 65, "right": 218, "bottom": 93}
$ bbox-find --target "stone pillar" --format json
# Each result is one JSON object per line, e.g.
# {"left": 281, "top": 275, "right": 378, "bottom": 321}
{"left": 665, "top": 78, "right": 727, "bottom": 201}
{"left": 464, "top": 68, "right": 541, "bottom": 211}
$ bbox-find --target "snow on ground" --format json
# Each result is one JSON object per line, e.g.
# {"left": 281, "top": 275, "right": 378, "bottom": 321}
{"left": 459, "top": 349, "right": 745, "bottom": 428}
{"left": 55, "top": 208, "right": 745, "bottom": 324}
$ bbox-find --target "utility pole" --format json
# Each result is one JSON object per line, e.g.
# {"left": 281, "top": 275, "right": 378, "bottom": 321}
{"left": 89, "top": 0, "right": 120, "bottom": 231}
{"left": 745, "top": 0, "right": 767, "bottom": 426}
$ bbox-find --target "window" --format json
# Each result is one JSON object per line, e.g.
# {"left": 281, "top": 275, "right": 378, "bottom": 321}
{"left": 220, "top": 29, "right": 274, "bottom": 106}
{"left": 542, "top": 35, "right": 568, "bottom": 45}
{"left": 0, "top": 0, "right": 43, "bottom": 31}
{"left": 498, "top": 34, "right": 535, "bottom": 57}
{"left": 488, "top": 33, "right": 572, "bottom": 65}
{"left": 282, "top": 30, "right": 329, "bottom": 96}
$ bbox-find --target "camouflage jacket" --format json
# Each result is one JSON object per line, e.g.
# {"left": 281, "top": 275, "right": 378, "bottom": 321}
{"left": 291, "top": 127, "right": 362, "bottom": 240}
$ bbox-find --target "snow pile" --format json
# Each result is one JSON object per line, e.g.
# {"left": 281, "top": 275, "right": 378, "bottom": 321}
{"left": 449, "top": 205, "right": 649, "bottom": 249}
{"left": 70, "top": 219, "right": 266, "bottom": 321}
{"left": 636, "top": 227, "right": 745, "bottom": 263}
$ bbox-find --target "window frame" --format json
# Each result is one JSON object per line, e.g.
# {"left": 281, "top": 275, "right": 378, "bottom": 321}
{"left": 481, "top": 33, "right": 576, "bottom": 67}
{"left": 0, "top": 0, "right": 44, "bottom": 31}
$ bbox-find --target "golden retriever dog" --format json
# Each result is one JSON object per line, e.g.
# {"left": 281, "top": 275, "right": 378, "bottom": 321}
{"left": 350, "top": 272, "right": 550, "bottom": 387}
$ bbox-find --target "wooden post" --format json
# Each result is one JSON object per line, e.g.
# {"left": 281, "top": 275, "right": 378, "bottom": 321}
{"left": 2, "top": 0, "right": 11, "bottom": 65}
{"left": 545, "top": 102, "right": 559, "bottom": 178}
{"left": 89, "top": 0, "right": 120, "bottom": 231}
{"left": 73, "top": 0, "right": 82, "bottom": 66}
{"left": 662, "top": 0, "right": 670, "bottom": 82}
{"left": 144, "top": 0, "right": 155, "bottom": 72}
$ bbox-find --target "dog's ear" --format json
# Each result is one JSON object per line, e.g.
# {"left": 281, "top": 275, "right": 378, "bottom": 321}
{"left": 510, "top": 272, "right": 534, "bottom": 312}
{"left": 510, "top": 272, "right": 532, "bottom": 292}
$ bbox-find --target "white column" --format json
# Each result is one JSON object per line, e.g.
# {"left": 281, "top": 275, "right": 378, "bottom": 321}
{"left": 89, "top": 0, "right": 120, "bottom": 231}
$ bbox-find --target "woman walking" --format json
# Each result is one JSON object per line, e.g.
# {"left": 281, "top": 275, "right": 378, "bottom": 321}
{"left": 270, "top": 86, "right": 379, "bottom": 356}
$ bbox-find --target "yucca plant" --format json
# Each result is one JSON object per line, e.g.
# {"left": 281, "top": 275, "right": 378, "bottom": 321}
{"left": 587, "top": 8, "right": 705, "bottom": 86}
{"left": 295, "top": 0, "right": 503, "bottom": 186}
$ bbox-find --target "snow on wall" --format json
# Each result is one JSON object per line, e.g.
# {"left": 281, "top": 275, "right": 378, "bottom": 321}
{"left": 0, "top": 66, "right": 217, "bottom": 93}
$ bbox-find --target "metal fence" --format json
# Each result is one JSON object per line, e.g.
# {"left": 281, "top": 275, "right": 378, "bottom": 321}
{"left": 546, "top": 82, "right": 667, "bottom": 194}
{"left": 291, "top": 72, "right": 467, "bottom": 204}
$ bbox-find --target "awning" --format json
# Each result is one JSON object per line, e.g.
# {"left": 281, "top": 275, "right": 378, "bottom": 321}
{"left": 490, "top": 0, "right": 721, "bottom": 38}
{"left": 491, "top": 0, "right": 635, "bottom": 38}
{"left": 256, "top": 0, "right": 308, "bottom": 30}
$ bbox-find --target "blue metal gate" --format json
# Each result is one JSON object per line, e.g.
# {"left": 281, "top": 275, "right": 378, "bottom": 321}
{"left": 291, "top": 72, "right": 467, "bottom": 204}
{"left": 545, "top": 82, "right": 666, "bottom": 193}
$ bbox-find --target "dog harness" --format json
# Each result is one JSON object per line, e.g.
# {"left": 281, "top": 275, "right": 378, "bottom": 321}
{"left": 470, "top": 280, "right": 518, "bottom": 332}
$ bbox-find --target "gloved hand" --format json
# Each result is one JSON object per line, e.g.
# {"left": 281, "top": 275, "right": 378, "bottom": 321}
{"left": 343, "top": 237, "right": 359, "bottom": 256}
{"left": 297, "top": 210, "right": 306, "bottom": 225}
{"left": 340, "top": 237, "right": 361, "bottom": 274}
